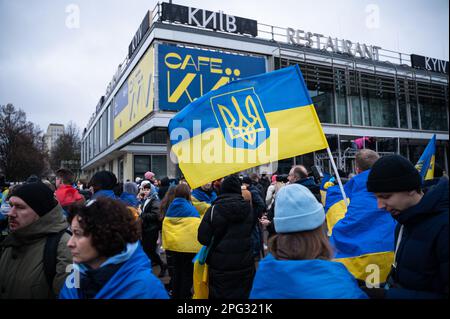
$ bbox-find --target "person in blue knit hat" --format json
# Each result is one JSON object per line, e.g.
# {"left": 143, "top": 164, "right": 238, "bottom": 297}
{"left": 250, "top": 184, "right": 368, "bottom": 299}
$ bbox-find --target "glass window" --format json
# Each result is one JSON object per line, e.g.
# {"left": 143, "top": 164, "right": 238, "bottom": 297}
{"left": 152, "top": 155, "right": 167, "bottom": 179}
{"left": 410, "top": 97, "right": 420, "bottom": 129}
{"left": 134, "top": 155, "right": 151, "bottom": 179}
{"left": 336, "top": 92, "right": 348, "bottom": 125}
{"left": 351, "top": 95, "right": 363, "bottom": 125}
{"left": 398, "top": 98, "right": 408, "bottom": 129}
{"left": 361, "top": 90, "right": 397, "bottom": 128}
{"left": 419, "top": 97, "right": 448, "bottom": 131}
{"left": 143, "top": 129, "right": 167, "bottom": 144}
{"left": 334, "top": 69, "right": 348, "bottom": 125}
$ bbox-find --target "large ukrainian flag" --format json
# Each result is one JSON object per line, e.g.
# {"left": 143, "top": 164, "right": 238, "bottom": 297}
{"left": 168, "top": 65, "right": 329, "bottom": 189}
{"left": 329, "top": 170, "right": 397, "bottom": 283}
{"left": 415, "top": 134, "right": 436, "bottom": 181}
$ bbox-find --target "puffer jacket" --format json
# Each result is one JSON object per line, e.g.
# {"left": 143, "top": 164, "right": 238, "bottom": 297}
{"left": 198, "top": 192, "right": 255, "bottom": 299}
{"left": 0, "top": 205, "right": 72, "bottom": 299}
{"left": 386, "top": 177, "right": 448, "bottom": 299}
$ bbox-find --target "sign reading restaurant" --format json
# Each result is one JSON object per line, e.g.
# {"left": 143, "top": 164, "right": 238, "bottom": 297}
{"left": 286, "top": 28, "right": 382, "bottom": 61}
{"left": 161, "top": 2, "right": 258, "bottom": 37}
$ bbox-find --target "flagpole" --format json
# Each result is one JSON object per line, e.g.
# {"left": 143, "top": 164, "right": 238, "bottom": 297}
{"left": 326, "top": 147, "right": 349, "bottom": 207}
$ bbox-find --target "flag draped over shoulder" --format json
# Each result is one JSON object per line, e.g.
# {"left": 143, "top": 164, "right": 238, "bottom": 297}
{"left": 168, "top": 65, "right": 329, "bottom": 189}
{"left": 319, "top": 172, "right": 333, "bottom": 206}
{"left": 415, "top": 134, "right": 436, "bottom": 181}
{"left": 161, "top": 198, "right": 202, "bottom": 253}
{"left": 324, "top": 183, "right": 348, "bottom": 235}
{"left": 329, "top": 170, "right": 397, "bottom": 283}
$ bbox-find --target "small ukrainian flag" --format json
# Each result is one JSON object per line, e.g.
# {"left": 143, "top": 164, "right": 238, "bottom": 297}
{"left": 168, "top": 65, "right": 329, "bottom": 189}
{"left": 415, "top": 134, "right": 436, "bottom": 181}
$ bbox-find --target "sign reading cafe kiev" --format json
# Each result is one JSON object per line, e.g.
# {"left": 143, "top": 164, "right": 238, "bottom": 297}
{"left": 287, "top": 28, "right": 382, "bottom": 61}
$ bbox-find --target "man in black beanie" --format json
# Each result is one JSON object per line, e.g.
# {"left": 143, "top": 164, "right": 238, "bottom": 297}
{"left": 0, "top": 182, "right": 72, "bottom": 298}
{"left": 87, "top": 171, "right": 118, "bottom": 203}
{"left": 365, "top": 155, "right": 448, "bottom": 299}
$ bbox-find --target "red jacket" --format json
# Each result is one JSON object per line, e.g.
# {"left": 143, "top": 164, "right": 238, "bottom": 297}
{"left": 55, "top": 185, "right": 84, "bottom": 207}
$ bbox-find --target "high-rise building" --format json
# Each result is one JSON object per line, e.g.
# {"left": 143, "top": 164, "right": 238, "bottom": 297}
{"left": 45, "top": 123, "right": 65, "bottom": 152}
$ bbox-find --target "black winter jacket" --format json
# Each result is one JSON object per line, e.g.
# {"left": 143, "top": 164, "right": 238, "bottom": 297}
{"left": 198, "top": 193, "right": 255, "bottom": 298}
{"left": 295, "top": 177, "right": 321, "bottom": 202}
{"left": 386, "top": 177, "right": 448, "bottom": 299}
{"left": 140, "top": 194, "right": 161, "bottom": 235}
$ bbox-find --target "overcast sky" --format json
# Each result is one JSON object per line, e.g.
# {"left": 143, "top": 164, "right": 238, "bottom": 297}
{"left": 0, "top": 0, "right": 448, "bottom": 132}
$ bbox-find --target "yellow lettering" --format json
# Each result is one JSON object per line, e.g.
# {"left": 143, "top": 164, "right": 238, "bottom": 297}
{"left": 211, "top": 76, "right": 230, "bottom": 91}
{"left": 181, "top": 55, "right": 198, "bottom": 71}
{"left": 198, "top": 56, "right": 210, "bottom": 71}
{"left": 167, "top": 72, "right": 196, "bottom": 103}
{"left": 165, "top": 52, "right": 182, "bottom": 69}
{"left": 210, "top": 58, "right": 223, "bottom": 74}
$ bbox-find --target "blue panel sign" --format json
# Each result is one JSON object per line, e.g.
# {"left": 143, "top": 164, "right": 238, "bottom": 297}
{"left": 158, "top": 44, "right": 266, "bottom": 111}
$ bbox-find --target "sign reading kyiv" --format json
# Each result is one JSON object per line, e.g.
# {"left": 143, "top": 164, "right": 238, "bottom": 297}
{"left": 161, "top": 2, "right": 258, "bottom": 37}
{"left": 158, "top": 44, "right": 266, "bottom": 111}
{"left": 411, "top": 54, "right": 448, "bottom": 74}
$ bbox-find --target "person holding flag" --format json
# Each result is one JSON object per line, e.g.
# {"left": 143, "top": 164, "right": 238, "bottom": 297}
{"left": 415, "top": 134, "right": 436, "bottom": 181}
{"left": 327, "top": 149, "right": 397, "bottom": 285}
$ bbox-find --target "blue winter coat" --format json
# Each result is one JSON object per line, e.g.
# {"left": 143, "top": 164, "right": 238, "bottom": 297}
{"left": 250, "top": 254, "right": 368, "bottom": 299}
{"left": 386, "top": 177, "right": 449, "bottom": 299}
{"left": 59, "top": 242, "right": 169, "bottom": 299}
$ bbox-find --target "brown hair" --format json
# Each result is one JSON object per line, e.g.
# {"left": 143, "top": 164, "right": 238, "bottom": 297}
{"left": 174, "top": 183, "right": 191, "bottom": 201}
{"left": 292, "top": 165, "right": 308, "bottom": 179}
{"left": 67, "top": 198, "right": 141, "bottom": 258}
{"left": 355, "top": 149, "right": 380, "bottom": 172}
{"left": 268, "top": 224, "right": 333, "bottom": 261}
{"left": 159, "top": 185, "right": 177, "bottom": 220}
{"left": 56, "top": 168, "right": 75, "bottom": 185}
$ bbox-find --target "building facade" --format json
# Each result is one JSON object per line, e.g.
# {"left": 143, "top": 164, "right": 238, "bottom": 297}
{"left": 81, "top": 2, "right": 449, "bottom": 182}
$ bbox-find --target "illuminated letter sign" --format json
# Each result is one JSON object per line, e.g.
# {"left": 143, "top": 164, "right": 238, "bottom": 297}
{"left": 411, "top": 54, "right": 448, "bottom": 75}
{"left": 161, "top": 2, "right": 257, "bottom": 37}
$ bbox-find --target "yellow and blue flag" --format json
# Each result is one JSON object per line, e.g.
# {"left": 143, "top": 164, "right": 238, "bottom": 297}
{"left": 319, "top": 172, "right": 333, "bottom": 206}
{"left": 162, "top": 198, "right": 202, "bottom": 254}
{"left": 168, "top": 65, "right": 329, "bottom": 189}
{"left": 415, "top": 134, "right": 436, "bottom": 181}
{"left": 324, "top": 183, "right": 348, "bottom": 236}
{"left": 329, "top": 170, "right": 397, "bottom": 283}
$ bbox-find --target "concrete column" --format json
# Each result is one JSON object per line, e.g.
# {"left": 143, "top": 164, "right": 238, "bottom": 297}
{"left": 124, "top": 153, "right": 134, "bottom": 182}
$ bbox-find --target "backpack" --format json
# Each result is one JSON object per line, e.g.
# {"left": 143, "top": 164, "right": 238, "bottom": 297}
{"left": 43, "top": 229, "right": 72, "bottom": 294}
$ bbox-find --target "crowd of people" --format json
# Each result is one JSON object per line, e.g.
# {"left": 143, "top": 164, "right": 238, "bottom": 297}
{"left": 0, "top": 149, "right": 447, "bottom": 299}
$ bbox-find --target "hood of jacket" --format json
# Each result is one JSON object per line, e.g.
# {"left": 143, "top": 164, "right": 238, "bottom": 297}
{"left": 250, "top": 254, "right": 368, "bottom": 299}
{"left": 395, "top": 176, "right": 449, "bottom": 225}
{"left": 55, "top": 185, "right": 83, "bottom": 207}
{"left": 119, "top": 192, "right": 139, "bottom": 208}
{"left": 192, "top": 188, "right": 217, "bottom": 204}
{"left": 2, "top": 204, "right": 68, "bottom": 247}
{"left": 213, "top": 193, "right": 251, "bottom": 223}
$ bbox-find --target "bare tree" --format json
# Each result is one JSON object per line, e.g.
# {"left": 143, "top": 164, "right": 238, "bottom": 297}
{"left": 0, "top": 104, "right": 48, "bottom": 181}
{"left": 50, "top": 121, "right": 81, "bottom": 176}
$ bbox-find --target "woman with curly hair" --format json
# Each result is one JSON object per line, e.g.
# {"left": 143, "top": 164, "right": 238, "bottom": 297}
{"left": 59, "top": 197, "right": 168, "bottom": 299}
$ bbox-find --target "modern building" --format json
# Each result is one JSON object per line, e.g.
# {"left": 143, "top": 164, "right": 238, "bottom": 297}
{"left": 45, "top": 123, "right": 65, "bottom": 152}
{"left": 81, "top": 2, "right": 449, "bottom": 182}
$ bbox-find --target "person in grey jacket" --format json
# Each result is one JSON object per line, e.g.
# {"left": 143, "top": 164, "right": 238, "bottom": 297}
{"left": 0, "top": 182, "right": 72, "bottom": 298}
